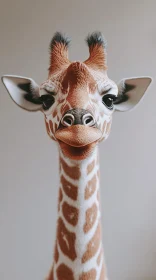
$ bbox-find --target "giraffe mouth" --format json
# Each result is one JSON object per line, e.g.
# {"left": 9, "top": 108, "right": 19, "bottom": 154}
{"left": 55, "top": 125, "right": 102, "bottom": 159}
{"left": 55, "top": 125, "right": 102, "bottom": 147}
{"left": 58, "top": 140, "right": 98, "bottom": 160}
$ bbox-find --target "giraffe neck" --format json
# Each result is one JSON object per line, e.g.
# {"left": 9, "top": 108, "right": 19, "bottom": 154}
{"left": 49, "top": 146, "right": 107, "bottom": 280}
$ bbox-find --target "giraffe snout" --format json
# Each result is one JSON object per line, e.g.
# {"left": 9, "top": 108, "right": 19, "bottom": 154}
{"left": 60, "top": 108, "right": 96, "bottom": 128}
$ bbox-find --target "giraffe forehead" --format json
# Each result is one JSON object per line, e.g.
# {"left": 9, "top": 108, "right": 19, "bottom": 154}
{"left": 45, "top": 61, "right": 110, "bottom": 94}
{"left": 62, "top": 62, "right": 97, "bottom": 93}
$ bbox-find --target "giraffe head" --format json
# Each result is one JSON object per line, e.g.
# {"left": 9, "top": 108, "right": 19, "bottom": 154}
{"left": 2, "top": 32, "right": 152, "bottom": 160}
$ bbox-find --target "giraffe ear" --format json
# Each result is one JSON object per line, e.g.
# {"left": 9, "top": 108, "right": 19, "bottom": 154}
{"left": 114, "top": 77, "right": 152, "bottom": 112}
{"left": 1, "top": 75, "right": 42, "bottom": 111}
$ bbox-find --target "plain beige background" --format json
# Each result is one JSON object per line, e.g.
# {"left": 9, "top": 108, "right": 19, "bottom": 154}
{"left": 0, "top": 0, "right": 156, "bottom": 279}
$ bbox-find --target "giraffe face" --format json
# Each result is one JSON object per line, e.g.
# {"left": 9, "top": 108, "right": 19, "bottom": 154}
{"left": 41, "top": 61, "right": 118, "bottom": 159}
{"left": 2, "top": 32, "right": 152, "bottom": 160}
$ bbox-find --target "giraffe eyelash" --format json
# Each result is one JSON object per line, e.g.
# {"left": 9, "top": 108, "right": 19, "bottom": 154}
{"left": 101, "top": 88, "right": 112, "bottom": 95}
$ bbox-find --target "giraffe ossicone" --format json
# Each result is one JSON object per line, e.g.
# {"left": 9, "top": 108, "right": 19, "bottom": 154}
{"left": 2, "top": 31, "right": 152, "bottom": 279}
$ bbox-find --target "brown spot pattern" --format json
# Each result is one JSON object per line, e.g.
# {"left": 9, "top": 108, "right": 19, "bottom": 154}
{"left": 60, "top": 157, "right": 81, "bottom": 180}
{"left": 85, "top": 174, "right": 97, "bottom": 200}
{"left": 61, "top": 175, "right": 78, "bottom": 200}
{"left": 54, "top": 242, "right": 59, "bottom": 263}
{"left": 47, "top": 267, "right": 54, "bottom": 280}
{"left": 82, "top": 223, "right": 101, "bottom": 263}
{"left": 49, "top": 120, "right": 53, "bottom": 133}
{"left": 52, "top": 109, "right": 57, "bottom": 118}
{"left": 83, "top": 203, "right": 98, "bottom": 233}
{"left": 58, "top": 188, "right": 63, "bottom": 211}
{"left": 57, "top": 218, "right": 77, "bottom": 261}
{"left": 87, "top": 160, "right": 95, "bottom": 175}
{"left": 61, "top": 103, "right": 71, "bottom": 115}
{"left": 79, "top": 269, "right": 96, "bottom": 280}
{"left": 62, "top": 202, "right": 79, "bottom": 226}
{"left": 59, "top": 188, "right": 63, "bottom": 202}
{"left": 56, "top": 263, "right": 74, "bottom": 280}
{"left": 55, "top": 122, "right": 58, "bottom": 132}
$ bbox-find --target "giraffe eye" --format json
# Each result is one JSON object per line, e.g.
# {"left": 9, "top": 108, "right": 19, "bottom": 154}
{"left": 102, "top": 94, "right": 116, "bottom": 110}
{"left": 40, "top": 95, "right": 55, "bottom": 110}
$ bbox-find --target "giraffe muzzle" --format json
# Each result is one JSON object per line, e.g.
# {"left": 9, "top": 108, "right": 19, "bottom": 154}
{"left": 55, "top": 109, "right": 102, "bottom": 148}
{"left": 55, "top": 125, "right": 102, "bottom": 147}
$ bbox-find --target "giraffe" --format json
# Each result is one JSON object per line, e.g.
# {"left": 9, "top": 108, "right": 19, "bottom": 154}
{"left": 2, "top": 32, "right": 152, "bottom": 280}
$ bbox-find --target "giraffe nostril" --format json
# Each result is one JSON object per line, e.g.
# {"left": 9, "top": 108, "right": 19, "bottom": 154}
{"left": 82, "top": 113, "right": 95, "bottom": 127}
{"left": 61, "top": 114, "right": 75, "bottom": 127}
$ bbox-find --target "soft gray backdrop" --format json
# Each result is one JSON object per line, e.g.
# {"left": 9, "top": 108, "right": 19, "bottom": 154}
{"left": 0, "top": 1, "right": 156, "bottom": 280}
